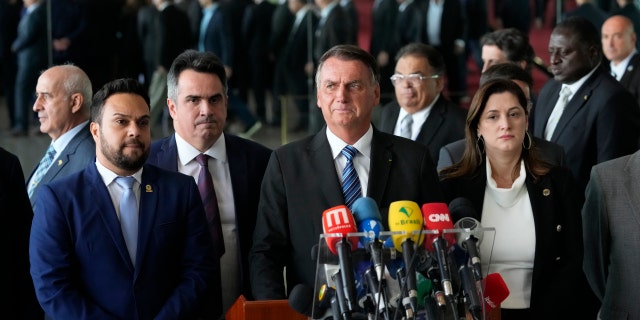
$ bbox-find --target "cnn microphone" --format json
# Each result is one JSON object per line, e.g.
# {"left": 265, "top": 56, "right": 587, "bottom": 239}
{"left": 322, "top": 205, "right": 359, "bottom": 315}
{"left": 483, "top": 273, "right": 510, "bottom": 314}
{"left": 388, "top": 200, "right": 424, "bottom": 317}
{"left": 422, "top": 202, "right": 458, "bottom": 319}
{"left": 450, "top": 197, "right": 484, "bottom": 281}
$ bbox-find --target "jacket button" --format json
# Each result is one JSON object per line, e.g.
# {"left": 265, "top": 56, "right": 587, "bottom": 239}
{"left": 543, "top": 189, "right": 551, "bottom": 196}
{"left": 556, "top": 225, "right": 562, "bottom": 232}
{"left": 556, "top": 256, "right": 561, "bottom": 261}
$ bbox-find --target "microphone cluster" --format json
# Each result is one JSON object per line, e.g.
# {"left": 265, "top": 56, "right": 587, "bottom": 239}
{"left": 291, "top": 197, "right": 510, "bottom": 320}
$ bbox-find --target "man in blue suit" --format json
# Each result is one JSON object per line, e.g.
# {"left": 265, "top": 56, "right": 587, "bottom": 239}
{"left": 27, "top": 64, "right": 95, "bottom": 208}
{"left": 147, "top": 49, "right": 271, "bottom": 318}
{"left": 30, "top": 79, "right": 217, "bottom": 319}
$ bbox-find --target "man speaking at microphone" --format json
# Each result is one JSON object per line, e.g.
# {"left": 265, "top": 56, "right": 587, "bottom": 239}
{"left": 249, "top": 45, "right": 443, "bottom": 301}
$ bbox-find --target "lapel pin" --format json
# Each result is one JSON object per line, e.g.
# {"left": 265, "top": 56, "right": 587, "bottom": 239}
{"left": 583, "top": 95, "right": 588, "bottom": 101}
{"left": 58, "top": 159, "right": 63, "bottom": 166}
{"left": 145, "top": 185, "right": 153, "bottom": 193}
{"left": 543, "top": 189, "right": 551, "bottom": 196}
{"left": 628, "top": 65, "right": 634, "bottom": 72}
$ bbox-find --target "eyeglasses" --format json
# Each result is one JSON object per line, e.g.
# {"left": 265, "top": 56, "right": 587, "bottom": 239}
{"left": 390, "top": 73, "right": 440, "bottom": 86}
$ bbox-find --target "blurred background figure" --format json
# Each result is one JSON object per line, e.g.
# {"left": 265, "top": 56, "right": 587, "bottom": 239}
{"left": 602, "top": 15, "right": 640, "bottom": 107}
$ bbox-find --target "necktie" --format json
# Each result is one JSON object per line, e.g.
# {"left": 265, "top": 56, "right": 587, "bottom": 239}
{"left": 28, "top": 144, "right": 57, "bottom": 199}
{"left": 544, "top": 86, "right": 572, "bottom": 140}
{"left": 115, "top": 176, "right": 138, "bottom": 265}
{"left": 341, "top": 145, "right": 362, "bottom": 209}
{"left": 195, "top": 154, "right": 225, "bottom": 257}
{"left": 400, "top": 114, "right": 413, "bottom": 140}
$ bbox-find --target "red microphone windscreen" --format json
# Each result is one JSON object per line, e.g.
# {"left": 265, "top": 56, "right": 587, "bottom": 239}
{"left": 322, "top": 205, "right": 358, "bottom": 255}
{"left": 421, "top": 202, "right": 456, "bottom": 250}
{"left": 483, "top": 273, "right": 510, "bottom": 313}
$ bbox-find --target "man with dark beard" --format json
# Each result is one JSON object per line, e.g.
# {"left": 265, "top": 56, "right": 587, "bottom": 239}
{"left": 29, "top": 78, "right": 217, "bottom": 319}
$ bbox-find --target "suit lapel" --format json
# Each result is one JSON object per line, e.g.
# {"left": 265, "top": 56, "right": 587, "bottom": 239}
{"left": 85, "top": 164, "right": 135, "bottom": 271}
{"left": 380, "top": 104, "right": 400, "bottom": 133}
{"left": 623, "top": 153, "right": 640, "bottom": 227}
{"left": 40, "top": 124, "right": 92, "bottom": 185}
{"left": 551, "top": 73, "right": 599, "bottom": 142}
{"left": 135, "top": 165, "right": 159, "bottom": 278}
{"left": 153, "top": 135, "right": 179, "bottom": 171}
{"left": 535, "top": 83, "right": 562, "bottom": 137}
{"left": 368, "top": 129, "right": 393, "bottom": 203}
{"left": 417, "top": 97, "right": 445, "bottom": 146}
{"left": 309, "top": 129, "right": 345, "bottom": 206}
{"left": 620, "top": 53, "right": 639, "bottom": 86}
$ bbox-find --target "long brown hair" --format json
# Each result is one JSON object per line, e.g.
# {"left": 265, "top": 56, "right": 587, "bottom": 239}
{"left": 440, "top": 79, "right": 552, "bottom": 181}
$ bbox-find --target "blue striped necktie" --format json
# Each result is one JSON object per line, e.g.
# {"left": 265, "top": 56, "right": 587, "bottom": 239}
{"left": 115, "top": 176, "right": 138, "bottom": 265}
{"left": 341, "top": 145, "right": 362, "bottom": 209}
{"left": 28, "top": 144, "right": 57, "bottom": 199}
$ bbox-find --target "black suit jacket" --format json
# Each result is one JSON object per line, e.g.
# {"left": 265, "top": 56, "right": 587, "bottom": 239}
{"left": 156, "top": 4, "right": 192, "bottom": 70}
{"left": 562, "top": 3, "right": 607, "bottom": 32}
{"left": 439, "top": 162, "right": 597, "bottom": 318}
{"left": 618, "top": 53, "right": 640, "bottom": 108}
{"left": 437, "top": 137, "right": 566, "bottom": 171}
{"left": 0, "top": 148, "right": 43, "bottom": 319}
{"left": 249, "top": 126, "right": 444, "bottom": 299}
{"left": 278, "top": 10, "right": 318, "bottom": 95}
{"left": 377, "top": 96, "right": 467, "bottom": 163}
{"left": 314, "top": 4, "right": 349, "bottom": 61}
{"left": 531, "top": 66, "right": 640, "bottom": 193}
{"left": 147, "top": 134, "right": 272, "bottom": 302}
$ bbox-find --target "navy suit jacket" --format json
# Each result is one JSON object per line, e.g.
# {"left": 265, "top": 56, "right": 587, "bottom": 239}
{"left": 0, "top": 148, "right": 42, "bottom": 319}
{"left": 147, "top": 133, "right": 272, "bottom": 300}
{"left": 377, "top": 96, "right": 467, "bottom": 163}
{"left": 532, "top": 67, "right": 640, "bottom": 193}
{"left": 250, "top": 126, "right": 444, "bottom": 299}
{"left": 618, "top": 53, "right": 640, "bottom": 108}
{"left": 30, "top": 164, "right": 216, "bottom": 319}
{"left": 28, "top": 123, "right": 95, "bottom": 207}
{"left": 197, "top": 4, "right": 234, "bottom": 67}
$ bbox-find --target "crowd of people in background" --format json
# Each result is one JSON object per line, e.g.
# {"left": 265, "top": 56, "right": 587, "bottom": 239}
{"left": 2, "top": 0, "right": 640, "bottom": 319}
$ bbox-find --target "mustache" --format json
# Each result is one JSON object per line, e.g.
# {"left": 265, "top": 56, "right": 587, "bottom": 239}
{"left": 121, "top": 139, "right": 145, "bottom": 148}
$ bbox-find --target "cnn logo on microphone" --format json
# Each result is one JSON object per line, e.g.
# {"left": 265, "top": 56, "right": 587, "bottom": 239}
{"left": 427, "top": 213, "right": 451, "bottom": 223}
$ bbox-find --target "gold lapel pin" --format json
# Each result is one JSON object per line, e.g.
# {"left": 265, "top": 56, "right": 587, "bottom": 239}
{"left": 57, "top": 159, "right": 63, "bottom": 166}
{"left": 145, "top": 185, "right": 153, "bottom": 192}
{"left": 543, "top": 189, "right": 551, "bottom": 196}
{"left": 583, "top": 95, "right": 588, "bottom": 101}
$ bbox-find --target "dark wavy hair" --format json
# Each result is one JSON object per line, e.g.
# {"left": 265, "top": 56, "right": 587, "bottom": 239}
{"left": 91, "top": 78, "right": 149, "bottom": 123}
{"left": 440, "top": 79, "right": 552, "bottom": 181}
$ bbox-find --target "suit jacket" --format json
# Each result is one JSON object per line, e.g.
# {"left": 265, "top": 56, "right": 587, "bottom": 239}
{"left": 562, "top": 3, "right": 606, "bottom": 32}
{"left": 197, "top": 4, "right": 234, "bottom": 67}
{"left": 617, "top": 53, "right": 640, "bottom": 109}
{"left": 137, "top": 4, "right": 159, "bottom": 82}
{"left": 278, "top": 9, "right": 318, "bottom": 96}
{"left": 437, "top": 137, "right": 566, "bottom": 171}
{"left": 249, "top": 126, "right": 444, "bottom": 299}
{"left": 11, "top": 2, "right": 48, "bottom": 69}
{"left": 30, "top": 164, "right": 216, "bottom": 319}
{"left": 28, "top": 123, "right": 95, "bottom": 207}
{"left": 0, "top": 148, "right": 43, "bottom": 319}
{"left": 314, "top": 3, "right": 349, "bottom": 61}
{"left": 377, "top": 96, "right": 467, "bottom": 163}
{"left": 269, "top": 2, "right": 294, "bottom": 59}
{"left": 613, "top": 3, "right": 640, "bottom": 50}
{"left": 370, "top": 0, "right": 398, "bottom": 57}
{"left": 156, "top": 4, "right": 192, "bottom": 70}
{"left": 415, "top": 0, "right": 465, "bottom": 50}
{"left": 531, "top": 66, "right": 640, "bottom": 193}
{"left": 440, "top": 161, "right": 597, "bottom": 318}
{"left": 583, "top": 150, "right": 640, "bottom": 319}
{"left": 147, "top": 133, "right": 272, "bottom": 301}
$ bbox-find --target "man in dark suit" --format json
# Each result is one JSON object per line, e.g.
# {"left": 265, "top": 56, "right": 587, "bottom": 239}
{"left": 416, "top": 0, "right": 467, "bottom": 104}
{"left": 11, "top": 0, "right": 47, "bottom": 136}
{"left": 136, "top": 2, "right": 159, "bottom": 90}
{"left": 250, "top": 45, "right": 443, "bottom": 300}
{"left": 563, "top": 0, "right": 607, "bottom": 32}
{"left": 612, "top": 0, "right": 640, "bottom": 50}
{"left": 313, "top": 0, "right": 349, "bottom": 62}
{"left": 27, "top": 64, "right": 95, "bottom": 208}
{"left": 340, "top": 0, "right": 358, "bottom": 45}
{"left": 147, "top": 50, "right": 271, "bottom": 318}
{"left": 0, "top": 0, "right": 22, "bottom": 134}
{"left": 370, "top": 0, "right": 398, "bottom": 103}
{"left": 51, "top": 0, "right": 88, "bottom": 66}
{"left": 378, "top": 43, "right": 466, "bottom": 163}
{"left": 531, "top": 17, "right": 640, "bottom": 195}
{"left": 0, "top": 147, "right": 43, "bottom": 319}
{"left": 30, "top": 78, "right": 216, "bottom": 319}
{"left": 602, "top": 15, "right": 640, "bottom": 107}
{"left": 438, "top": 63, "right": 566, "bottom": 171}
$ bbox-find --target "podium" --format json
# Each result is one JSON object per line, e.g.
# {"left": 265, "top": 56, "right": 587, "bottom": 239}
{"left": 225, "top": 295, "right": 307, "bottom": 320}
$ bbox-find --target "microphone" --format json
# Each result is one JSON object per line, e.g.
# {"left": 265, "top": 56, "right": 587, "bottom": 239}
{"left": 388, "top": 200, "right": 424, "bottom": 317}
{"left": 421, "top": 202, "right": 458, "bottom": 319}
{"left": 450, "top": 197, "right": 484, "bottom": 281}
{"left": 482, "top": 273, "right": 510, "bottom": 314}
{"left": 288, "top": 284, "right": 318, "bottom": 317}
{"left": 322, "top": 205, "right": 359, "bottom": 316}
{"left": 351, "top": 197, "right": 386, "bottom": 281}
{"left": 459, "top": 264, "right": 482, "bottom": 320}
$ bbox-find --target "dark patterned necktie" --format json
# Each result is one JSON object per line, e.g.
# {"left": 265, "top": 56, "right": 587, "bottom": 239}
{"left": 196, "top": 154, "right": 225, "bottom": 257}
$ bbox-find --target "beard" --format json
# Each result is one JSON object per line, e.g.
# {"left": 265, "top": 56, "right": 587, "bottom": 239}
{"left": 99, "top": 133, "right": 149, "bottom": 173}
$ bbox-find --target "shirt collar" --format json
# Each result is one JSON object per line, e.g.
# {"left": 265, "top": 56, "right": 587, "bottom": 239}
{"left": 174, "top": 132, "right": 227, "bottom": 166}
{"left": 563, "top": 64, "right": 600, "bottom": 99}
{"left": 95, "top": 159, "right": 143, "bottom": 187}
{"left": 326, "top": 125, "right": 373, "bottom": 160}
{"left": 51, "top": 121, "right": 89, "bottom": 153}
